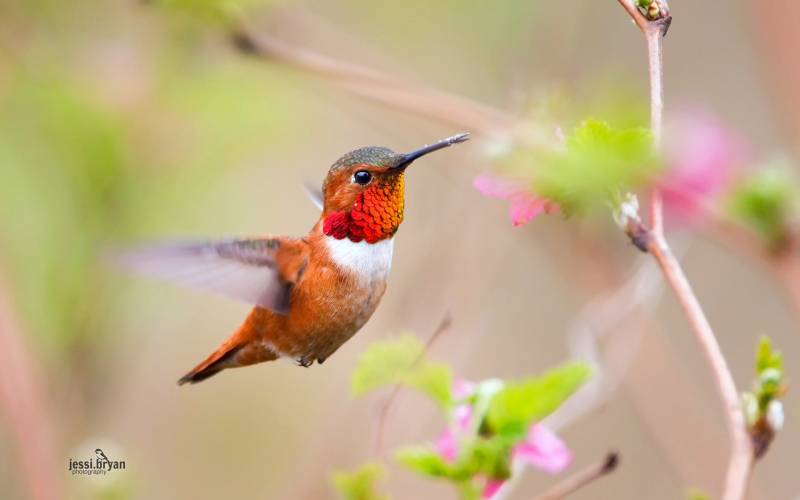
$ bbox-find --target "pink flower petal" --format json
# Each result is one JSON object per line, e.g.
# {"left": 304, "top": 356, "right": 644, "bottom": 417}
{"left": 473, "top": 174, "right": 523, "bottom": 199}
{"left": 512, "top": 424, "right": 572, "bottom": 474}
{"left": 454, "top": 404, "right": 473, "bottom": 431}
{"left": 435, "top": 429, "right": 459, "bottom": 463}
{"left": 660, "top": 112, "right": 746, "bottom": 220}
{"left": 473, "top": 173, "right": 557, "bottom": 227}
{"left": 508, "top": 194, "right": 547, "bottom": 227}
{"left": 482, "top": 479, "right": 506, "bottom": 499}
{"left": 453, "top": 379, "right": 477, "bottom": 400}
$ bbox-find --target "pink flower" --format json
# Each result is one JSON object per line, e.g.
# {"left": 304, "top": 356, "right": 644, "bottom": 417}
{"left": 436, "top": 428, "right": 459, "bottom": 463}
{"left": 512, "top": 424, "right": 573, "bottom": 474}
{"left": 473, "top": 173, "right": 558, "bottom": 227}
{"left": 453, "top": 379, "right": 477, "bottom": 400}
{"left": 435, "top": 403, "right": 473, "bottom": 463}
{"left": 659, "top": 112, "right": 746, "bottom": 221}
{"left": 434, "top": 379, "right": 573, "bottom": 498}
{"left": 454, "top": 404, "right": 473, "bottom": 430}
{"left": 482, "top": 479, "right": 505, "bottom": 499}
{"left": 481, "top": 425, "right": 572, "bottom": 499}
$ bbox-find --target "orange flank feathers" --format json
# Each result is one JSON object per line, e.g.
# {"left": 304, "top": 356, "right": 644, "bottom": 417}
{"left": 178, "top": 312, "right": 278, "bottom": 385}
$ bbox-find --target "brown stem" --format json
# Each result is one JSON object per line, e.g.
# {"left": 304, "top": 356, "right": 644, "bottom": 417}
{"left": 647, "top": 237, "right": 752, "bottom": 499}
{"left": 615, "top": 0, "right": 651, "bottom": 32}
{"left": 615, "top": 2, "right": 753, "bottom": 499}
{"left": 532, "top": 452, "right": 619, "bottom": 500}
{"left": 645, "top": 24, "right": 665, "bottom": 234}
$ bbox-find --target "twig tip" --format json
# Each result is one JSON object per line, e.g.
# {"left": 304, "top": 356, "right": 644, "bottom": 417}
{"left": 230, "top": 30, "right": 258, "bottom": 55}
{"left": 601, "top": 452, "right": 620, "bottom": 474}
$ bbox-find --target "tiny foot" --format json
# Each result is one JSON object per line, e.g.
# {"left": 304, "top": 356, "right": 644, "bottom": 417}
{"left": 296, "top": 356, "right": 314, "bottom": 368}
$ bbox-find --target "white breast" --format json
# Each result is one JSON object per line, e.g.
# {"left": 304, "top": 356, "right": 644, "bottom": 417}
{"left": 324, "top": 237, "right": 394, "bottom": 283}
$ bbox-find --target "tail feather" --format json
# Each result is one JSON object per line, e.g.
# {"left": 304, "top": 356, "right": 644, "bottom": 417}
{"left": 178, "top": 341, "right": 243, "bottom": 385}
{"left": 178, "top": 307, "right": 283, "bottom": 385}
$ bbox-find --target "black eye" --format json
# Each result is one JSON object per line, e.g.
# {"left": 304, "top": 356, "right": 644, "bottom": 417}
{"left": 353, "top": 170, "right": 372, "bottom": 185}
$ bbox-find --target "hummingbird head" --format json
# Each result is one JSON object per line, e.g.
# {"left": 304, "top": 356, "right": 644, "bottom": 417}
{"left": 320, "top": 133, "right": 469, "bottom": 244}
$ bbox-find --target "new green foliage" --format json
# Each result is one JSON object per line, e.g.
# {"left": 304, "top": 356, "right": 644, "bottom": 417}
{"left": 742, "top": 336, "right": 786, "bottom": 459}
{"left": 486, "top": 363, "right": 590, "bottom": 437}
{"left": 392, "top": 362, "right": 588, "bottom": 499}
{"left": 333, "top": 463, "right": 389, "bottom": 500}
{"left": 500, "top": 119, "right": 657, "bottom": 215}
{"left": 352, "top": 336, "right": 590, "bottom": 499}
{"left": 396, "top": 447, "right": 462, "bottom": 479}
{"left": 752, "top": 336, "right": 784, "bottom": 413}
{"left": 729, "top": 167, "right": 799, "bottom": 249}
{"left": 351, "top": 335, "right": 453, "bottom": 408}
{"left": 396, "top": 432, "right": 516, "bottom": 482}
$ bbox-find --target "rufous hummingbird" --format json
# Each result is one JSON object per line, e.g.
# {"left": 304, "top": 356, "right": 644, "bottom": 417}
{"left": 124, "top": 133, "right": 469, "bottom": 384}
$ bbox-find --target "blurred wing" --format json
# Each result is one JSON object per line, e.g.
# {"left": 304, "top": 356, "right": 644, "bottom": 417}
{"left": 118, "top": 237, "right": 303, "bottom": 314}
{"left": 303, "top": 181, "right": 324, "bottom": 211}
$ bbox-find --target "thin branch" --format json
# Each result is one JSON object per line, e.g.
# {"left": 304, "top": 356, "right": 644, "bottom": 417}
{"left": 532, "top": 452, "right": 620, "bottom": 500}
{"left": 646, "top": 25, "right": 665, "bottom": 234}
{"left": 647, "top": 238, "right": 752, "bottom": 500}
{"left": 373, "top": 312, "right": 453, "bottom": 455}
{"left": 231, "top": 28, "right": 515, "bottom": 137}
{"left": 616, "top": 2, "right": 753, "bottom": 499}
{"left": 615, "top": 0, "right": 650, "bottom": 33}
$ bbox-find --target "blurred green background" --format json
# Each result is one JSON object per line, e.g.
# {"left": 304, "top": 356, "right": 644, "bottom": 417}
{"left": 0, "top": 1, "right": 797, "bottom": 499}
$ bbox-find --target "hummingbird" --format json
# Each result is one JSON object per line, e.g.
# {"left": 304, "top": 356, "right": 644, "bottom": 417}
{"left": 95, "top": 449, "right": 111, "bottom": 467}
{"left": 124, "top": 133, "right": 469, "bottom": 385}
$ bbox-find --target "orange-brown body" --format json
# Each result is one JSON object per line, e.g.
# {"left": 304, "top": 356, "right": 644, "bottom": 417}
{"left": 184, "top": 225, "right": 392, "bottom": 383}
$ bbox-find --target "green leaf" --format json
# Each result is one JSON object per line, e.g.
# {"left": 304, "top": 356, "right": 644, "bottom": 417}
{"left": 460, "top": 435, "right": 514, "bottom": 480}
{"left": 753, "top": 336, "right": 784, "bottom": 413}
{"left": 486, "top": 363, "right": 590, "bottom": 436}
{"left": 729, "top": 167, "right": 799, "bottom": 249}
{"left": 755, "top": 336, "right": 783, "bottom": 373}
{"left": 352, "top": 336, "right": 423, "bottom": 395}
{"left": 333, "top": 463, "right": 389, "bottom": 500}
{"left": 456, "top": 481, "right": 481, "bottom": 500}
{"left": 352, "top": 336, "right": 452, "bottom": 408}
{"left": 396, "top": 437, "right": 514, "bottom": 488}
{"left": 500, "top": 119, "right": 657, "bottom": 215}
{"left": 403, "top": 362, "right": 454, "bottom": 408}
{"left": 395, "top": 447, "right": 461, "bottom": 479}
{"left": 741, "top": 391, "right": 759, "bottom": 427}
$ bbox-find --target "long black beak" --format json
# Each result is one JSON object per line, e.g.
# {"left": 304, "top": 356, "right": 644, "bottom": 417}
{"left": 392, "top": 132, "right": 470, "bottom": 170}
